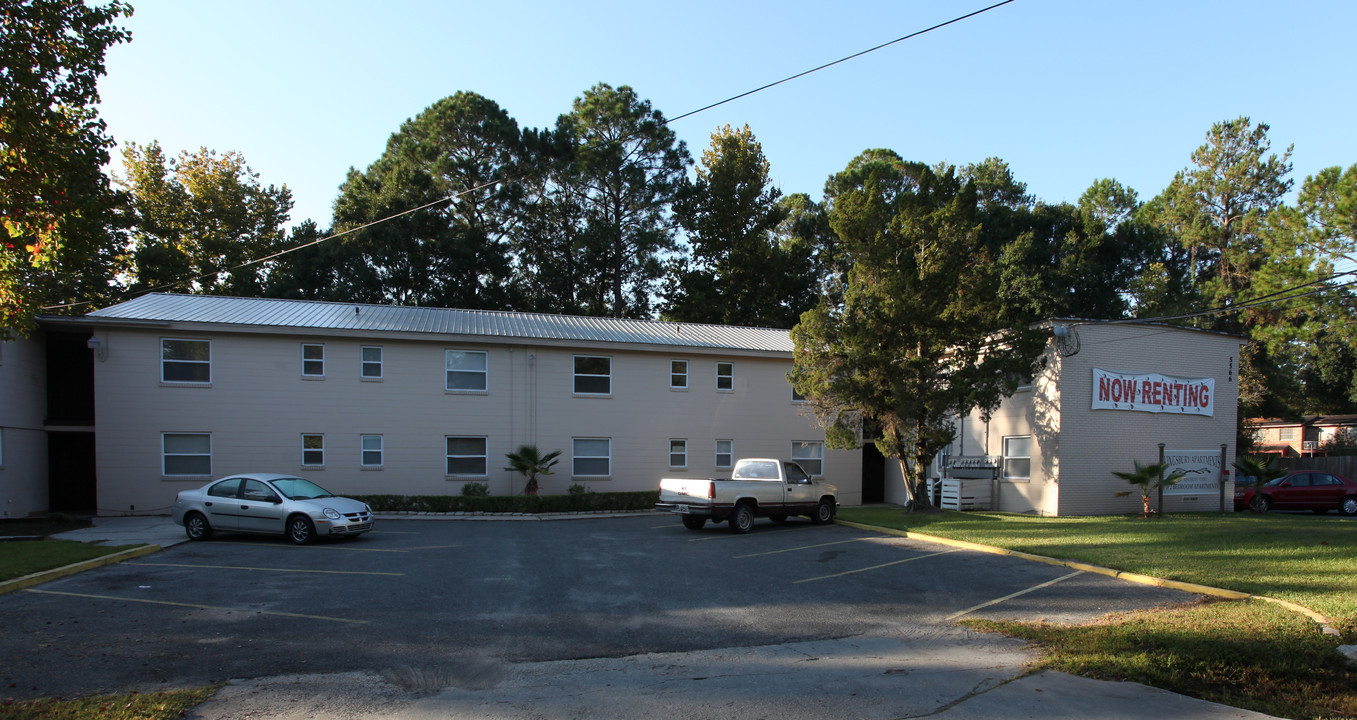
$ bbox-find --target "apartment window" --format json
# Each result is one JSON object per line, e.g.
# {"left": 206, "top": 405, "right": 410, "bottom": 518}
{"left": 670, "top": 360, "right": 689, "bottom": 389}
{"left": 791, "top": 385, "right": 806, "bottom": 402}
{"left": 716, "top": 362, "right": 734, "bottom": 391}
{"left": 715, "top": 439, "right": 733, "bottom": 469}
{"left": 446, "top": 436, "right": 488, "bottom": 476}
{"left": 1003, "top": 436, "right": 1032, "bottom": 482}
{"left": 302, "top": 344, "right": 325, "bottom": 377}
{"left": 669, "top": 439, "right": 687, "bottom": 469}
{"left": 1277, "top": 427, "right": 1295, "bottom": 442}
{"left": 361, "top": 346, "right": 383, "bottom": 379}
{"left": 446, "top": 350, "right": 488, "bottom": 391}
{"left": 301, "top": 434, "right": 324, "bottom": 467}
{"left": 163, "top": 433, "right": 211, "bottom": 476}
{"left": 161, "top": 339, "right": 210, "bottom": 383}
{"left": 360, "top": 435, "right": 384, "bottom": 467}
{"left": 573, "top": 438, "right": 611, "bottom": 477}
{"left": 791, "top": 441, "right": 823, "bottom": 476}
{"left": 574, "top": 356, "right": 611, "bottom": 395}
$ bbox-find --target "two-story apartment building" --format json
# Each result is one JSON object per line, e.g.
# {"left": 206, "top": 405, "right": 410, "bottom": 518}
{"left": 16, "top": 293, "right": 862, "bottom": 516}
{"left": 1249, "top": 415, "right": 1357, "bottom": 456}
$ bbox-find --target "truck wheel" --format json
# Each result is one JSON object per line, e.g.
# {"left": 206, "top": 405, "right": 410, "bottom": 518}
{"left": 811, "top": 498, "right": 836, "bottom": 525}
{"left": 729, "top": 504, "right": 755, "bottom": 534}
{"left": 681, "top": 515, "right": 706, "bottom": 530}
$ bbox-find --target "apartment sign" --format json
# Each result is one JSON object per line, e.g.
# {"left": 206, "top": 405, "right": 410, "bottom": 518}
{"left": 1092, "top": 368, "right": 1214, "bottom": 417}
{"left": 1162, "top": 448, "right": 1223, "bottom": 495}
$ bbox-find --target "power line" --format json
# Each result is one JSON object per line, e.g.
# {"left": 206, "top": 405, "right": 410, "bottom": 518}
{"left": 41, "top": 1, "right": 1019, "bottom": 311}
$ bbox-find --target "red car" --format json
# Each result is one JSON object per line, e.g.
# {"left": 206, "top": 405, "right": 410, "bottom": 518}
{"left": 1235, "top": 470, "right": 1357, "bottom": 515}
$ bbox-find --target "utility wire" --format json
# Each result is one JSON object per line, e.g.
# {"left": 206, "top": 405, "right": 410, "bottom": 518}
{"left": 1095, "top": 271, "right": 1356, "bottom": 327}
{"left": 41, "top": 1, "right": 1019, "bottom": 311}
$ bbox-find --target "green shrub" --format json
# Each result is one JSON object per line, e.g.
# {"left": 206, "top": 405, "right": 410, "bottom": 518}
{"left": 460, "top": 482, "right": 490, "bottom": 496}
{"left": 354, "top": 490, "right": 659, "bottom": 514}
{"left": 567, "top": 483, "right": 589, "bottom": 495}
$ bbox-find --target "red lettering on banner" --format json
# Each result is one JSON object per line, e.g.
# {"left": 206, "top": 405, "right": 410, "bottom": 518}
{"left": 1200, "top": 385, "right": 1210, "bottom": 407}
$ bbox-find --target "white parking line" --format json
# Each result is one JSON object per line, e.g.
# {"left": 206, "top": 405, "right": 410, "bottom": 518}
{"left": 794, "top": 548, "right": 960, "bottom": 583}
{"left": 734, "top": 538, "right": 875, "bottom": 559}
{"left": 24, "top": 588, "right": 367, "bottom": 624}
{"left": 944, "top": 570, "right": 1084, "bottom": 621}
{"left": 130, "top": 562, "right": 403, "bottom": 576}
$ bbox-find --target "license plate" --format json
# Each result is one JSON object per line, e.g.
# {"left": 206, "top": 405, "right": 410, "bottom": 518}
{"left": 674, "top": 504, "right": 689, "bottom": 514}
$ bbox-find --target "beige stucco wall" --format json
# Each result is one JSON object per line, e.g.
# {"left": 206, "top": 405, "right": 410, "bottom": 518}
{"left": 91, "top": 326, "right": 860, "bottom": 513}
{"left": 0, "top": 336, "right": 49, "bottom": 517}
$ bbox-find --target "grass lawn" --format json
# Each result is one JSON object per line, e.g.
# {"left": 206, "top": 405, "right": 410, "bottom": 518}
{"left": 0, "top": 687, "right": 218, "bottom": 720}
{"left": 837, "top": 507, "right": 1357, "bottom": 720}
{"left": 0, "top": 540, "right": 137, "bottom": 583}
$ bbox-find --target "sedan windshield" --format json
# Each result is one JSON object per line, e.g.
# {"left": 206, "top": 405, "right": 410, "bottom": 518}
{"left": 270, "top": 477, "right": 334, "bottom": 500}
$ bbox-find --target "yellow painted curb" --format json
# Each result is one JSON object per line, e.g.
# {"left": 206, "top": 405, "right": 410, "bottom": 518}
{"left": 0, "top": 544, "right": 162, "bottom": 596}
{"left": 833, "top": 519, "right": 1335, "bottom": 628}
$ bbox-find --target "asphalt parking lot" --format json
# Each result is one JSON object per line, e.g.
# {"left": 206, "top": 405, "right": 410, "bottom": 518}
{"left": 0, "top": 515, "right": 1200, "bottom": 704}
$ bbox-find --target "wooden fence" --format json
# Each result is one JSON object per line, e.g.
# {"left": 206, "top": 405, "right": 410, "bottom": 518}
{"left": 1272, "top": 455, "right": 1357, "bottom": 477}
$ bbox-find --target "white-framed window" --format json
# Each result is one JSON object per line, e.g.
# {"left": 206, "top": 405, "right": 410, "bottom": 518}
{"left": 573, "top": 437, "right": 611, "bottom": 477}
{"left": 302, "top": 343, "right": 325, "bottom": 378}
{"left": 161, "top": 339, "right": 210, "bottom": 384}
{"left": 163, "top": 433, "right": 211, "bottom": 476}
{"left": 446, "top": 436, "right": 488, "bottom": 476}
{"left": 1277, "top": 427, "right": 1295, "bottom": 442}
{"left": 361, "top": 346, "right": 383, "bottom": 379}
{"left": 670, "top": 360, "right": 688, "bottom": 389}
{"left": 669, "top": 439, "right": 687, "bottom": 469}
{"left": 301, "top": 434, "right": 324, "bottom": 467}
{"left": 715, "top": 439, "right": 733, "bottom": 469}
{"left": 1002, "top": 435, "right": 1032, "bottom": 482}
{"left": 446, "top": 350, "right": 488, "bottom": 392}
{"left": 791, "top": 441, "right": 823, "bottom": 476}
{"left": 574, "top": 356, "right": 611, "bottom": 395}
{"left": 716, "top": 362, "right": 733, "bottom": 391}
{"left": 360, "top": 434, "right": 384, "bottom": 467}
{"left": 791, "top": 385, "right": 806, "bottom": 402}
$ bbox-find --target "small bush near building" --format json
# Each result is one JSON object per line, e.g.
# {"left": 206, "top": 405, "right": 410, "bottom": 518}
{"left": 460, "top": 482, "right": 490, "bottom": 496}
{"left": 356, "top": 490, "right": 658, "bottom": 514}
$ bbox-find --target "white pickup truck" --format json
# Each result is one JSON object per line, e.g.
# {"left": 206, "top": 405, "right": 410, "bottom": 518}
{"left": 656, "top": 458, "right": 838, "bottom": 533}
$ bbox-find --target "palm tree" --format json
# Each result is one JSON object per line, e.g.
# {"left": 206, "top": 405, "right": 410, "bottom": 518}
{"left": 1113, "top": 461, "right": 1186, "bottom": 518}
{"left": 504, "top": 445, "right": 562, "bottom": 496}
{"left": 1232, "top": 455, "right": 1287, "bottom": 491}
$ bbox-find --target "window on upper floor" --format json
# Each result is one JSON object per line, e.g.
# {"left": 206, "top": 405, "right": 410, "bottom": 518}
{"left": 791, "top": 440, "right": 823, "bottom": 476}
{"left": 1278, "top": 427, "right": 1295, "bottom": 442}
{"left": 574, "top": 356, "right": 611, "bottom": 395}
{"left": 361, "top": 346, "right": 383, "bottom": 379}
{"left": 162, "top": 339, "right": 211, "bottom": 384}
{"left": 301, "top": 434, "right": 324, "bottom": 467}
{"left": 716, "top": 362, "right": 733, "bottom": 391}
{"left": 671, "top": 360, "right": 689, "bottom": 389}
{"left": 446, "top": 436, "right": 488, "bottom": 476}
{"left": 163, "top": 433, "right": 211, "bottom": 476}
{"left": 302, "top": 344, "right": 325, "bottom": 378}
{"left": 446, "top": 350, "right": 488, "bottom": 392}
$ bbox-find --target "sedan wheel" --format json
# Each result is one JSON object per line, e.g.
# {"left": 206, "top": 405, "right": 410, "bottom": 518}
{"left": 287, "top": 515, "right": 317, "bottom": 545}
{"left": 1341, "top": 495, "right": 1357, "bottom": 517}
{"left": 184, "top": 512, "right": 212, "bottom": 541}
{"left": 1250, "top": 495, "right": 1271, "bottom": 513}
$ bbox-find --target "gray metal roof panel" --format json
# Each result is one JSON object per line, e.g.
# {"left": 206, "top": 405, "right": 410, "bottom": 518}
{"left": 85, "top": 294, "right": 794, "bottom": 353}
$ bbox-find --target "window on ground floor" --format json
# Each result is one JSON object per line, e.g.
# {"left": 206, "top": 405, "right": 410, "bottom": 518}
{"left": 1002, "top": 435, "right": 1031, "bottom": 482}
{"left": 301, "top": 434, "right": 324, "bottom": 467}
{"left": 791, "top": 441, "right": 823, "bottom": 476}
{"left": 715, "top": 439, "right": 733, "bottom": 469}
{"left": 163, "top": 433, "right": 211, "bottom": 476}
{"left": 446, "top": 436, "right": 488, "bottom": 476}
{"left": 573, "top": 437, "right": 611, "bottom": 477}
{"left": 361, "top": 435, "right": 384, "bottom": 467}
{"left": 669, "top": 439, "right": 687, "bottom": 469}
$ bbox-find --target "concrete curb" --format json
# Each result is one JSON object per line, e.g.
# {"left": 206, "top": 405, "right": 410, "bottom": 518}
{"left": 833, "top": 519, "right": 1340, "bottom": 635}
{"left": 373, "top": 510, "right": 657, "bottom": 521}
{"left": 0, "top": 544, "right": 162, "bottom": 596}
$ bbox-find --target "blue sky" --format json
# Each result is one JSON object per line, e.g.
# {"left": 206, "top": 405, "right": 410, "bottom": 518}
{"left": 98, "top": 1, "right": 1357, "bottom": 234}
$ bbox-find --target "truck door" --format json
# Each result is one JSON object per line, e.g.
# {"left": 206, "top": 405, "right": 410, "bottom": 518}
{"left": 783, "top": 462, "right": 817, "bottom": 511}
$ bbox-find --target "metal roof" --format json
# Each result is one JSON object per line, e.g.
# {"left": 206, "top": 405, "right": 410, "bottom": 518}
{"left": 83, "top": 294, "right": 795, "bottom": 353}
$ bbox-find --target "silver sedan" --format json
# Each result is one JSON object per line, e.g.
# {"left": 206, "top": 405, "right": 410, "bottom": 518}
{"left": 172, "top": 473, "right": 374, "bottom": 544}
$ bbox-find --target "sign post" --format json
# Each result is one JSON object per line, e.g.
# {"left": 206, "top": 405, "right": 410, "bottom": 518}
{"left": 1219, "top": 444, "right": 1227, "bottom": 515}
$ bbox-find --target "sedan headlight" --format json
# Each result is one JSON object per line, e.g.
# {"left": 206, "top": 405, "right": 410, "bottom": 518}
{"left": 323, "top": 508, "right": 341, "bottom": 520}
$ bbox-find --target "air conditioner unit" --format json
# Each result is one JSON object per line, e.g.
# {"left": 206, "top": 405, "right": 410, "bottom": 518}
{"left": 1302, "top": 441, "right": 1317, "bottom": 451}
